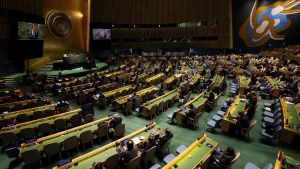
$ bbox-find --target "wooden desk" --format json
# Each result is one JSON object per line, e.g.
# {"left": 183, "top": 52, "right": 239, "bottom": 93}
{"left": 174, "top": 92, "right": 207, "bottom": 124}
{"left": 265, "top": 76, "right": 284, "bottom": 97}
{"left": 53, "top": 122, "right": 158, "bottom": 169}
{"left": 0, "top": 104, "right": 56, "bottom": 120}
{"left": 274, "top": 150, "right": 300, "bottom": 169}
{"left": 163, "top": 74, "right": 182, "bottom": 89}
{"left": 145, "top": 73, "right": 165, "bottom": 84}
{"left": 141, "top": 89, "right": 179, "bottom": 118}
{"left": 162, "top": 134, "right": 218, "bottom": 169}
{"left": 103, "top": 85, "right": 133, "bottom": 99}
{"left": 115, "top": 86, "right": 158, "bottom": 106}
{"left": 19, "top": 116, "right": 112, "bottom": 155}
{"left": 239, "top": 76, "right": 251, "bottom": 95}
{"left": 221, "top": 95, "right": 246, "bottom": 133}
{"left": 279, "top": 97, "right": 300, "bottom": 144}
{"left": 0, "top": 98, "right": 38, "bottom": 109}
{"left": 1, "top": 109, "right": 81, "bottom": 135}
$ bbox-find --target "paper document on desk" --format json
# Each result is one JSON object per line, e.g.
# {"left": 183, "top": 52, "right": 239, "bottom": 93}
{"left": 132, "top": 137, "right": 141, "bottom": 145}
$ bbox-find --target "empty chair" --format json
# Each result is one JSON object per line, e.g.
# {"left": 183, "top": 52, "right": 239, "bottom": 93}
{"left": 21, "top": 149, "right": 42, "bottom": 168}
{"left": 43, "top": 142, "right": 61, "bottom": 162}
{"left": 156, "top": 101, "right": 164, "bottom": 115}
{"left": 0, "top": 132, "right": 18, "bottom": 148}
{"left": 95, "top": 122, "right": 109, "bottom": 143}
{"left": 0, "top": 119, "right": 13, "bottom": 128}
{"left": 244, "top": 162, "right": 273, "bottom": 169}
{"left": 13, "top": 104, "right": 24, "bottom": 111}
{"left": 79, "top": 130, "right": 94, "bottom": 150}
{"left": 53, "top": 119, "right": 67, "bottom": 132}
{"left": 70, "top": 114, "right": 82, "bottom": 127}
{"left": 141, "top": 146, "right": 157, "bottom": 168}
{"left": 58, "top": 106, "right": 69, "bottom": 113}
{"left": 113, "top": 124, "right": 125, "bottom": 139}
{"left": 217, "top": 111, "right": 226, "bottom": 116}
{"left": 126, "top": 156, "right": 141, "bottom": 169}
{"left": 241, "top": 120, "right": 257, "bottom": 139}
{"left": 176, "top": 144, "right": 187, "bottom": 154}
{"left": 44, "top": 109, "right": 55, "bottom": 117}
{"left": 163, "top": 153, "right": 176, "bottom": 164}
{"left": 84, "top": 114, "right": 94, "bottom": 123}
{"left": 78, "top": 94, "right": 87, "bottom": 105}
{"left": 213, "top": 115, "right": 222, "bottom": 121}
{"left": 124, "top": 102, "right": 133, "bottom": 116}
{"left": 261, "top": 126, "right": 282, "bottom": 140}
{"left": 97, "top": 98, "right": 107, "bottom": 109}
{"left": 63, "top": 136, "right": 79, "bottom": 157}
{"left": 149, "top": 164, "right": 161, "bottom": 169}
{"left": 32, "top": 111, "right": 44, "bottom": 120}
{"left": 16, "top": 114, "right": 30, "bottom": 123}
{"left": 135, "top": 97, "right": 142, "bottom": 109}
{"left": 38, "top": 123, "right": 52, "bottom": 137}
{"left": 26, "top": 102, "right": 36, "bottom": 108}
{"left": 148, "top": 105, "right": 157, "bottom": 119}
{"left": 186, "top": 112, "right": 201, "bottom": 129}
{"left": 20, "top": 128, "right": 36, "bottom": 141}
{"left": 103, "top": 153, "right": 120, "bottom": 169}
{"left": 226, "top": 152, "right": 240, "bottom": 169}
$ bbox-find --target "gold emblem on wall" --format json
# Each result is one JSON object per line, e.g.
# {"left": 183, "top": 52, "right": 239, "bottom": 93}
{"left": 46, "top": 11, "right": 72, "bottom": 38}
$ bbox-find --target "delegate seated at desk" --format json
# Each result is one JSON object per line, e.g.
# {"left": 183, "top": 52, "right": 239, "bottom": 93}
{"left": 109, "top": 113, "right": 122, "bottom": 129}
{"left": 157, "top": 128, "right": 173, "bottom": 148}
{"left": 119, "top": 140, "right": 141, "bottom": 168}
{"left": 232, "top": 110, "right": 250, "bottom": 136}
{"left": 208, "top": 147, "right": 236, "bottom": 169}
{"left": 183, "top": 104, "right": 198, "bottom": 125}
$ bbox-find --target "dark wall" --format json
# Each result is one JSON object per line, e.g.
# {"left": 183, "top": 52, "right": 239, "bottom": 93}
{"left": 233, "top": 0, "right": 300, "bottom": 50}
{"left": 91, "top": 0, "right": 232, "bottom": 49}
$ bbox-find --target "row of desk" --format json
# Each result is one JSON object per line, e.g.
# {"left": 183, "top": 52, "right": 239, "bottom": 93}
{"left": 145, "top": 73, "right": 165, "bottom": 84}
{"left": 173, "top": 92, "right": 207, "bottom": 125}
{"left": 265, "top": 76, "right": 284, "bottom": 97}
{"left": 54, "top": 122, "right": 159, "bottom": 169}
{"left": 20, "top": 116, "right": 112, "bottom": 155}
{"left": 0, "top": 104, "right": 56, "bottom": 126}
{"left": 279, "top": 97, "right": 300, "bottom": 144}
{"left": 141, "top": 89, "right": 179, "bottom": 118}
{"left": 0, "top": 109, "right": 81, "bottom": 135}
{"left": 221, "top": 95, "right": 247, "bottom": 133}
{"left": 115, "top": 86, "right": 158, "bottom": 106}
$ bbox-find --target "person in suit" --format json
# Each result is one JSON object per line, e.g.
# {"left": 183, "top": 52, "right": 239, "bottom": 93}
{"left": 157, "top": 128, "right": 173, "bottom": 147}
{"left": 208, "top": 147, "right": 236, "bottom": 169}
{"left": 120, "top": 140, "right": 140, "bottom": 168}
{"left": 109, "top": 113, "right": 122, "bottom": 129}
{"left": 81, "top": 103, "right": 94, "bottom": 117}
{"left": 27, "top": 24, "right": 38, "bottom": 39}
{"left": 139, "top": 135, "right": 156, "bottom": 153}
{"left": 183, "top": 104, "right": 198, "bottom": 126}
{"left": 233, "top": 110, "right": 250, "bottom": 136}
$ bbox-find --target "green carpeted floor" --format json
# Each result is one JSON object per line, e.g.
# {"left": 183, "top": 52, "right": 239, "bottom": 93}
{"left": 1, "top": 80, "right": 299, "bottom": 169}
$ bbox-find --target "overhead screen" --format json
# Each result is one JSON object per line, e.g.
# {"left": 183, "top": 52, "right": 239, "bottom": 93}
{"left": 18, "top": 22, "right": 45, "bottom": 40}
{"left": 92, "top": 28, "right": 111, "bottom": 40}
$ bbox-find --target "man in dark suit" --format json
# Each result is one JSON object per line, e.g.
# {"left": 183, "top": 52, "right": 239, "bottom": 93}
{"left": 27, "top": 24, "right": 38, "bottom": 39}
{"left": 139, "top": 135, "right": 156, "bottom": 153}
{"left": 109, "top": 113, "right": 122, "bottom": 129}
{"left": 120, "top": 140, "right": 140, "bottom": 168}
{"left": 158, "top": 128, "right": 173, "bottom": 147}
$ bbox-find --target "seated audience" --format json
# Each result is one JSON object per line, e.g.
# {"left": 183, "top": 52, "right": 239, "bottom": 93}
{"left": 208, "top": 147, "right": 236, "bottom": 169}
{"left": 109, "top": 113, "right": 123, "bottom": 129}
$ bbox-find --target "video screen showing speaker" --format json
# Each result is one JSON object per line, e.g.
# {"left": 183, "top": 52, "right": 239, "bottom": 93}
{"left": 18, "top": 22, "right": 45, "bottom": 40}
{"left": 92, "top": 28, "right": 111, "bottom": 40}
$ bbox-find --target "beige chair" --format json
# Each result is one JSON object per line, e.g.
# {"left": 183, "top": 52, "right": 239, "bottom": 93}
{"left": 186, "top": 112, "right": 201, "bottom": 129}
{"left": 241, "top": 120, "right": 257, "bottom": 139}
{"left": 226, "top": 152, "right": 240, "bottom": 169}
{"left": 148, "top": 105, "right": 157, "bottom": 119}
{"left": 124, "top": 102, "right": 133, "bottom": 116}
{"left": 126, "top": 156, "right": 141, "bottom": 169}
